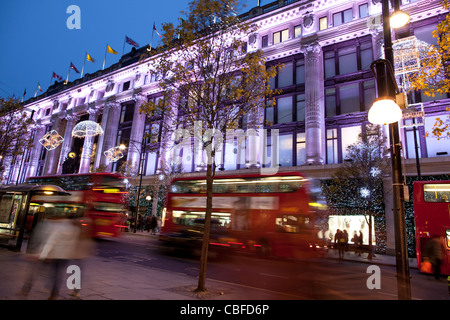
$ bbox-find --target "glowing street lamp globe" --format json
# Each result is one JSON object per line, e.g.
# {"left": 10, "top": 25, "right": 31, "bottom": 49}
{"left": 368, "top": 97, "right": 403, "bottom": 125}
{"left": 390, "top": 10, "right": 410, "bottom": 29}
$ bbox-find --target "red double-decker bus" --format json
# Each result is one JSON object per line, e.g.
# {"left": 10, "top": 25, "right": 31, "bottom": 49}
{"left": 159, "top": 171, "right": 327, "bottom": 259}
{"left": 413, "top": 180, "right": 450, "bottom": 275}
{"left": 27, "top": 173, "right": 128, "bottom": 238}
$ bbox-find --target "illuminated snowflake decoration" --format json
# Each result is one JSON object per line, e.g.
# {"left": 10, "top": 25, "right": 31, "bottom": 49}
{"left": 104, "top": 146, "right": 125, "bottom": 162}
{"left": 360, "top": 188, "right": 370, "bottom": 198}
{"left": 39, "top": 130, "right": 64, "bottom": 151}
{"left": 72, "top": 120, "right": 104, "bottom": 138}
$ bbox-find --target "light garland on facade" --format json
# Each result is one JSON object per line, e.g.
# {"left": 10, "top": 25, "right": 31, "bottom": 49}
{"left": 71, "top": 120, "right": 104, "bottom": 138}
{"left": 39, "top": 130, "right": 64, "bottom": 151}
{"left": 104, "top": 146, "right": 125, "bottom": 162}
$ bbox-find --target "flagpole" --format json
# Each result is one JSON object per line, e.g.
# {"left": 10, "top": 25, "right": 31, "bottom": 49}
{"left": 81, "top": 52, "right": 86, "bottom": 78}
{"left": 150, "top": 22, "right": 155, "bottom": 51}
{"left": 103, "top": 44, "right": 108, "bottom": 70}
{"left": 65, "top": 63, "right": 71, "bottom": 85}
{"left": 122, "top": 36, "right": 126, "bottom": 56}
{"left": 34, "top": 83, "right": 39, "bottom": 97}
{"left": 49, "top": 73, "right": 53, "bottom": 87}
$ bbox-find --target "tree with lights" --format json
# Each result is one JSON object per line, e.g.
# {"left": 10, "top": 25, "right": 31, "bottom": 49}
{"left": 407, "top": 0, "right": 450, "bottom": 139}
{"left": 322, "top": 125, "right": 389, "bottom": 260}
{"left": 139, "top": 0, "right": 279, "bottom": 292}
{"left": 0, "top": 98, "right": 34, "bottom": 181}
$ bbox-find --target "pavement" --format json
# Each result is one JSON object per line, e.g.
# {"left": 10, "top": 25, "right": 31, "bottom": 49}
{"left": 0, "top": 231, "right": 426, "bottom": 303}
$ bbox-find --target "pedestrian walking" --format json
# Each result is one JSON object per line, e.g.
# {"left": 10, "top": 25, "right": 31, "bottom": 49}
{"left": 424, "top": 235, "right": 446, "bottom": 281}
{"left": 39, "top": 214, "right": 81, "bottom": 300}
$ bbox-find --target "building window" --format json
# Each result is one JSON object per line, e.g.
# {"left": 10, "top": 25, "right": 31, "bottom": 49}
{"left": 265, "top": 100, "right": 274, "bottom": 125}
{"left": 296, "top": 94, "right": 305, "bottom": 121}
{"left": 327, "top": 129, "right": 338, "bottom": 164}
{"left": 324, "top": 38, "right": 373, "bottom": 76}
{"left": 119, "top": 103, "right": 134, "bottom": 123}
{"left": 319, "top": 17, "right": 328, "bottom": 30}
{"left": 277, "top": 96, "right": 293, "bottom": 124}
{"left": 296, "top": 60, "right": 305, "bottom": 84}
{"left": 278, "top": 62, "right": 294, "bottom": 87}
{"left": 333, "top": 8, "right": 353, "bottom": 26}
{"left": 325, "top": 88, "right": 337, "bottom": 117}
{"left": 273, "top": 29, "right": 289, "bottom": 45}
{"left": 363, "top": 80, "right": 376, "bottom": 111}
{"left": 339, "top": 83, "right": 360, "bottom": 115}
{"left": 122, "top": 81, "right": 131, "bottom": 91}
{"left": 341, "top": 126, "right": 362, "bottom": 161}
{"left": 324, "top": 50, "right": 336, "bottom": 78}
{"left": 338, "top": 46, "right": 358, "bottom": 74}
{"left": 294, "top": 25, "right": 302, "bottom": 38}
{"left": 262, "top": 35, "right": 268, "bottom": 48}
{"left": 425, "top": 116, "right": 450, "bottom": 157}
{"left": 279, "top": 134, "right": 293, "bottom": 167}
{"left": 359, "top": 3, "right": 369, "bottom": 18}
{"left": 296, "top": 132, "right": 306, "bottom": 165}
{"left": 404, "top": 123, "right": 422, "bottom": 159}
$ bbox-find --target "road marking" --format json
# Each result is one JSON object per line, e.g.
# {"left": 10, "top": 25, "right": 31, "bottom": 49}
{"left": 259, "top": 272, "right": 289, "bottom": 279}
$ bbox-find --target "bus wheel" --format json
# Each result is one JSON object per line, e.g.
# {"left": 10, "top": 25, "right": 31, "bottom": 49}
{"left": 256, "top": 239, "right": 271, "bottom": 257}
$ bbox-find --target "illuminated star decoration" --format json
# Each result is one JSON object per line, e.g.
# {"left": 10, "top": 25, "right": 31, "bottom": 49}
{"left": 104, "top": 146, "right": 125, "bottom": 162}
{"left": 72, "top": 120, "right": 104, "bottom": 138}
{"left": 39, "top": 130, "right": 64, "bottom": 151}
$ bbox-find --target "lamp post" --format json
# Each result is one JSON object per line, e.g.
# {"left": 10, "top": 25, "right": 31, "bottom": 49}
{"left": 368, "top": 0, "right": 412, "bottom": 300}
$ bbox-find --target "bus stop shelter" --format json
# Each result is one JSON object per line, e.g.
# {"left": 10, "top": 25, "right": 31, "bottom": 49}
{"left": 0, "top": 184, "right": 70, "bottom": 251}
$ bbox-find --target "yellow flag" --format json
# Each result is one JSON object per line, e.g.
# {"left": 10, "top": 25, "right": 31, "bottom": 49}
{"left": 107, "top": 45, "right": 118, "bottom": 54}
{"left": 86, "top": 53, "right": 95, "bottom": 62}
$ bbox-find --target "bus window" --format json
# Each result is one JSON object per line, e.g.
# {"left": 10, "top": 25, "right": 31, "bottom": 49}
{"left": 447, "top": 230, "right": 450, "bottom": 248}
{"left": 423, "top": 183, "right": 450, "bottom": 202}
{"left": 275, "top": 214, "right": 312, "bottom": 234}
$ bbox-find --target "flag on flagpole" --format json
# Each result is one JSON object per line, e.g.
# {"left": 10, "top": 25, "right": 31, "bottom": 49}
{"left": 153, "top": 23, "right": 162, "bottom": 38}
{"left": 70, "top": 62, "right": 80, "bottom": 73}
{"left": 35, "top": 82, "right": 42, "bottom": 97}
{"left": 107, "top": 45, "right": 118, "bottom": 54}
{"left": 125, "top": 36, "right": 139, "bottom": 47}
{"left": 86, "top": 53, "right": 95, "bottom": 62}
{"left": 103, "top": 44, "right": 118, "bottom": 70}
{"left": 52, "top": 72, "right": 63, "bottom": 81}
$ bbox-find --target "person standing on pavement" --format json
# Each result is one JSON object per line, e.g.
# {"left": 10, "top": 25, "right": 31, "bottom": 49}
{"left": 334, "top": 229, "right": 345, "bottom": 259}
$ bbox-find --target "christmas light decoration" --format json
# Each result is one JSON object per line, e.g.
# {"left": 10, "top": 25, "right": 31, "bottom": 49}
{"left": 72, "top": 120, "right": 104, "bottom": 138}
{"left": 39, "top": 130, "right": 64, "bottom": 151}
{"left": 104, "top": 146, "right": 125, "bottom": 162}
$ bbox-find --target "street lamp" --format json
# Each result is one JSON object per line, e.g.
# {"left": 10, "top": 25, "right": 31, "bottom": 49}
{"left": 367, "top": 0, "right": 411, "bottom": 300}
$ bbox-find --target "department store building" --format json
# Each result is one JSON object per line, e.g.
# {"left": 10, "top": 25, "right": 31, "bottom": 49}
{"left": 7, "top": 0, "right": 450, "bottom": 253}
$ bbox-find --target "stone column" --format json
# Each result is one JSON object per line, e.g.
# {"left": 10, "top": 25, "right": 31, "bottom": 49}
{"left": 79, "top": 107, "right": 100, "bottom": 173}
{"left": 94, "top": 104, "right": 108, "bottom": 170}
{"left": 26, "top": 123, "right": 46, "bottom": 178}
{"left": 127, "top": 93, "right": 147, "bottom": 175}
{"left": 301, "top": 38, "right": 326, "bottom": 165}
{"left": 157, "top": 101, "right": 179, "bottom": 173}
{"left": 56, "top": 113, "right": 79, "bottom": 174}
{"left": 99, "top": 100, "right": 121, "bottom": 171}
{"left": 43, "top": 114, "right": 66, "bottom": 175}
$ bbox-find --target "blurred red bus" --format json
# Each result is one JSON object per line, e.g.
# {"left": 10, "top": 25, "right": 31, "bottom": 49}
{"left": 159, "top": 172, "right": 327, "bottom": 258}
{"left": 27, "top": 173, "right": 128, "bottom": 238}
{"left": 413, "top": 180, "right": 450, "bottom": 275}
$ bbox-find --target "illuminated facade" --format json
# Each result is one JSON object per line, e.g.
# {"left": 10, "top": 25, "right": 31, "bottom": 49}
{"left": 6, "top": 0, "right": 450, "bottom": 252}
